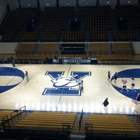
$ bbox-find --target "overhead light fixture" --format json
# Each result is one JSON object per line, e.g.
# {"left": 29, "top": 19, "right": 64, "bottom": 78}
{"left": 128, "top": 0, "right": 130, "bottom": 4}
{"left": 86, "top": 1, "right": 89, "bottom": 4}
{"left": 46, "top": 2, "right": 49, "bottom": 6}
{"left": 27, "top": 3, "right": 30, "bottom": 7}
{"left": 66, "top": 1, "right": 69, "bottom": 5}
{"left": 107, "top": 0, "right": 110, "bottom": 4}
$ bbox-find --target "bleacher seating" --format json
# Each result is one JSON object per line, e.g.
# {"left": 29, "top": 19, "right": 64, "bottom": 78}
{"left": 113, "top": 43, "right": 132, "bottom": 55}
{"left": 0, "top": 111, "right": 140, "bottom": 140}
{"left": 116, "top": 5, "right": 140, "bottom": 30}
{"left": 39, "top": 44, "right": 57, "bottom": 53}
{"left": 14, "top": 112, "right": 77, "bottom": 131}
{"left": 40, "top": 7, "right": 75, "bottom": 41}
{"left": 89, "top": 43, "right": 110, "bottom": 58}
{"left": 79, "top": 6, "right": 112, "bottom": 41}
{"left": 1, "top": 29, "right": 15, "bottom": 42}
{"left": 99, "top": 43, "right": 133, "bottom": 64}
{"left": 113, "top": 30, "right": 136, "bottom": 41}
{"left": 63, "top": 31, "right": 85, "bottom": 42}
{"left": 17, "top": 44, "right": 36, "bottom": 54}
{"left": 0, "top": 110, "right": 20, "bottom": 129}
{"left": 1, "top": 8, "right": 40, "bottom": 42}
{"left": 90, "top": 30, "right": 108, "bottom": 41}
{"left": 85, "top": 114, "right": 139, "bottom": 140}
{"left": 17, "top": 32, "right": 39, "bottom": 42}
{"left": 1, "top": 5, "right": 140, "bottom": 42}
{"left": 16, "top": 43, "right": 58, "bottom": 63}
{"left": 87, "top": 114, "right": 138, "bottom": 133}
{"left": 100, "top": 57, "right": 134, "bottom": 64}
{"left": 115, "top": 5, "right": 140, "bottom": 39}
{"left": 0, "top": 5, "right": 139, "bottom": 64}
{"left": 37, "top": 44, "right": 58, "bottom": 59}
{"left": 1, "top": 111, "right": 75, "bottom": 139}
{"left": 41, "top": 30, "right": 60, "bottom": 42}
{"left": 16, "top": 44, "right": 37, "bottom": 63}
{"left": 89, "top": 42, "right": 134, "bottom": 64}
{"left": 0, "top": 110, "right": 16, "bottom": 121}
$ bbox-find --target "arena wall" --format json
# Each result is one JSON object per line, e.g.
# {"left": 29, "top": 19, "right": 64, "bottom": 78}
{"left": 132, "top": 42, "right": 140, "bottom": 54}
{"left": 0, "top": 42, "right": 140, "bottom": 55}
{"left": 0, "top": 43, "right": 18, "bottom": 54}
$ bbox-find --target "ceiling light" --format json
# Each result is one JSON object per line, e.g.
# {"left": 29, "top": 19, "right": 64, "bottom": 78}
{"left": 46, "top": 2, "right": 49, "bottom": 6}
{"left": 27, "top": 3, "right": 30, "bottom": 7}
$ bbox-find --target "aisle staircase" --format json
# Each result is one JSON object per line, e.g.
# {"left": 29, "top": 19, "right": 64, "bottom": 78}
{"left": 112, "top": 9, "right": 118, "bottom": 30}
{"left": 35, "top": 11, "right": 44, "bottom": 31}
{"left": 71, "top": 115, "right": 87, "bottom": 135}
{"left": 128, "top": 110, "right": 140, "bottom": 131}
{"left": 70, "top": 114, "right": 87, "bottom": 140}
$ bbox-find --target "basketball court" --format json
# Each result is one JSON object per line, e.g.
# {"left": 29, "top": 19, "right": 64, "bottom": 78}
{"left": 0, "top": 64, "right": 140, "bottom": 114}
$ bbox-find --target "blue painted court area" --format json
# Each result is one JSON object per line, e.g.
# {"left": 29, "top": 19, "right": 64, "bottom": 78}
{"left": 0, "top": 67, "right": 24, "bottom": 93}
{"left": 112, "top": 68, "right": 140, "bottom": 100}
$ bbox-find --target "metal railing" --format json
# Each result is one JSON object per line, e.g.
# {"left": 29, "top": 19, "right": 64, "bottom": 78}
{"left": 133, "top": 110, "right": 140, "bottom": 124}
{"left": 2, "top": 115, "right": 10, "bottom": 129}
{"left": 79, "top": 109, "right": 83, "bottom": 131}
{"left": 18, "top": 106, "right": 26, "bottom": 115}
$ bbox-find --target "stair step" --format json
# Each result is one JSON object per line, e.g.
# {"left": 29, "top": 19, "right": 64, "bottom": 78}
{"left": 71, "top": 115, "right": 88, "bottom": 135}
{"left": 112, "top": 9, "right": 118, "bottom": 30}
{"left": 35, "top": 11, "right": 44, "bottom": 31}
{"left": 128, "top": 117, "right": 140, "bottom": 131}
{"left": 60, "top": 31, "right": 64, "bottom": 42}
{"left": 38, "top": 31, "right": 43, "bottom": 42}
{"left": 70, "top": 135, "right": 85, "bottom": 140}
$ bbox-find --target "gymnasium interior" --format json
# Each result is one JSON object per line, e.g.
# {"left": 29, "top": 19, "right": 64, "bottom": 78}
{"left": 0, "top": 0, "right": 140, "bottom": 140}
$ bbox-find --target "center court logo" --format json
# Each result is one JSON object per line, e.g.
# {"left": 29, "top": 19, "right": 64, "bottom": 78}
{"left": 42, "top": 71, "right": 91, "bottom": 96}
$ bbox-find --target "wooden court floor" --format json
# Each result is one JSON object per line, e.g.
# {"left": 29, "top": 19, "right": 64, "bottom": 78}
{"left": 0, "top": 64, "right": 140, "bottom": 114}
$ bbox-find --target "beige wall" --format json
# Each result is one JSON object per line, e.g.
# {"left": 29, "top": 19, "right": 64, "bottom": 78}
{"left": 0, "top": 42, "right": 140, "bottom": 54}
{"left": 0, "top": 43, "right": 18, "bottom": 54}
{"left": 132, "top": 42, "right": 140, "bottom": 54}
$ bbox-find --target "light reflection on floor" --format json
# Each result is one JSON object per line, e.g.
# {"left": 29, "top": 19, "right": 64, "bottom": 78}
{"left": 14, "top": 101, "right": 137, "bottom": 114}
